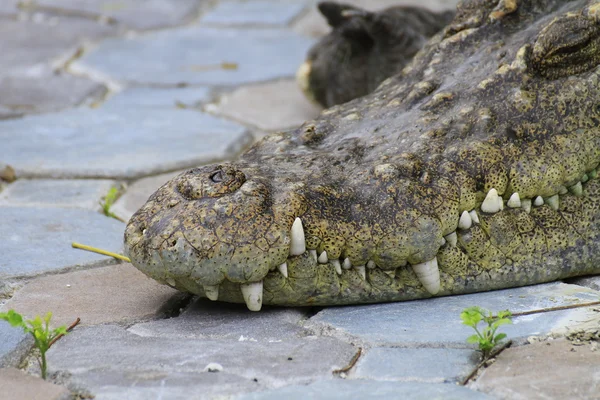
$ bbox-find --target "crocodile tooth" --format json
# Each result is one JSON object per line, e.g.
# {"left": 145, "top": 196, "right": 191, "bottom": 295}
{"left": 569, "top": 182, "right": 583, "bottom": 196}
{"left": 558, "top": 186, "right": 568, "bottom": 195}
{"left": 439, "top": 237, "right": 446, "bottom": 246}
{"left": 522, "top": 198, "right": 532, "bottom": 213}
{"left": 309, "top": 249, "right": 318, "bottom": 262}
{"left": 332, "top": 259, "right": 342, "bottom": 275}
{"left": 533, "top": 196, "right": 544, "bottom": 206}
{"left": 289, "top": 217, "right": 306, "bottom": 256}
{"left": 241, "top": 282, "right": 263, "bottom": 311}
{"left": 384, "top": 269, "right": 396, "bottom": 278}
{"left": 411, "top": 257, "right": 440, "bottom": 295}
{"left": 354, "top": 265, "right": 366, "bottom": 280}
{"left": 343, "top": 258, "right": 352, "bottom": 269}
{"left": 469, "top": 210, "right": 480, "bottom": 224}
{"left": 366, "top": 260, "right": 376, "bottom": 269}
{"left": 445, "top": 232, "right": 458, "bottom": 246}
{"left": 481, "top": 188, "right": 501, "bottom": 213}
{"left": 204, "top": 285, "right": 219, "bottom": 301}
{"left": 318, "top": 251, "right": 328, "bottom": 264}
{"left": 507, "top": 192, "right": 521, "bottom": 208}
{"left": 546, "top": 194, "right": 559, "bottom": 211}
{"left": 458, "top": 210, "right": 472, "bottom": 230}
{"left": 589, "top": 169, "right": 598, "bottom": 179}
{"left": 166, "top": 277, "right": 176, "bottom": 287}
{"left": 277, "top": 262, "right": 288, "bottom": 278}
{"left": 581, "top": 174, "right": 589, "bottom": 183}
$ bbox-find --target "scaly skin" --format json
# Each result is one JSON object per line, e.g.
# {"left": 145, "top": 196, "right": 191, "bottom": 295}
{"left": 125, "top": 0, "right": 600, "bottom": 310}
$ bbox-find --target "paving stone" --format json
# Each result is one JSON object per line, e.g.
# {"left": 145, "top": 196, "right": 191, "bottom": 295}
{"left": 211, "top": 79, "right": 321, "bottom": 133}
{"left": 0, "top": 179, "right": 116, "bottom": 211}
{"left": 104, "top": 87, "right": 211, "bottom": 109}
{"left": 568, "top": 275, "right": 600, "bottom": 291}
{"left": 76, "top": 27, "right": 314, "bottom": 86}
{"left": 354, "top": 347, "right": 478, "bottom": 383}
{"left": 307, "top": 283, "right": 600, "bottom": 346}
{"left": 237, "top": 379, "right": 493, "bottom": 400}
{"left": 0, "top": 1, "right": 19, "bottom": 17}
{"left": 48, "top": 324, "right": 356, "bottom": 398}
{"left": 0, "top": 207, "right": 124, "bottom": 278}
{"left": 0, "top": 102, "right": 250, "bottom": 179}
{"left": 129, "top": 298, "right": 311, "bottom": 341}
{"left": 293, "top": 0, "right": 460, "bottom": 37}
{"left": 0, "top": 368, "right": 70, "bottom": 400}
{"left": 0, "top": 72, "right": 107, "bottom": 115}
{"left": 31, "top": 0, "right": 202, "bottom": 30}
{"left": 1, "top": 264, "right": 184, "bottom": 328}
{"left": 0, "top": 321, "right": 32, "bottom": 368}
{"left": 470, "top": 338, "right": 600, "bottom": 400}
{"left": 111, "top": 170, "right": 184, "bottom": 222}
{"left": 201, "top": 1, "right": 307, "bottom": 26}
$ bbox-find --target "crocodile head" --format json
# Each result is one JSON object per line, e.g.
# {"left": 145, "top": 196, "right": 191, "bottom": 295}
{"left": 125, "top": 0, "right": 600, "bottom": 311}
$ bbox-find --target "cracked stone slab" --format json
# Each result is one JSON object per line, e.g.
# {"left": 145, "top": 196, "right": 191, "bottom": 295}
{"left": 354, "top": 347, "right": 478, "bottom": 383}
{"left": 48, "top": 324, "right": 356, "bottom": 399}
{"left": 0, "top": 207, "right": 124, "bottom": 278}
{"left": 129, "top": 298, "right": 311, "bottom": 341}
{"left": 0, "top": 179, "right": 116, "bottom": 211}
{"left": 470, "top": 338, "right": 600, "bottom": 400}
{"left": 201, "top": 1, "right": 307, "bottom": 26}
{"left": 210, "top": 79, "right": 321, "bottom": 134}
{"left": 76, "top": 27, "right": 314, "bottom": 86}
{"left": 1, "top": 264, "right": 185, "bottom": 328}
{"left": 0, "top": 321, "right": 32, "bottom": 368}
{"left": 104, "top": 87, "right": 211, "bottom": 109}
{"left": 307, "top": 282, "right": 600, "bottom": 346}
{"left": 237, "top": 379, "right": 493, "bottom": 400}
{"left": 0, "top": 103, "right": 250, "bottom": 179}
{"left": 0, "top": 368, "right": 70, "bottom": 400}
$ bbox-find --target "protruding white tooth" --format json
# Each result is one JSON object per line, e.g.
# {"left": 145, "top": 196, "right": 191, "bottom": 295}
{"left": 318, "top": 251, "right": 328, "bottom": 264}
{"left": 241, "top": 281, "right": 263, "bottom": 311}
{"left": 439, "top": 237, "right": 446, "bottom": 246}
{"left": 332, "top": 259, "right": 342, "bottom": 275}
{"left": 558, "top": 186, "right": 568, "bottom": 195}
{"left": 204, "top": 285, "right": 219, "bottom": 301}
{"left": 458, "top": 210, "right": 472, "bottom": 230}
{"left": 569, "top": 182, "right": 583, "bottom": 196}
{"left": 507, "top": 192, "right": 521, "bottom": 208}
{"left": 469, "top": 210, "right": 480, "bottom": 224}
{"left": 354, "top": 265, "right": 366, "bottom": 280}
{"left": 289, "top": 217, "right": 306, "bottom": 256}
{"left": 309, "top": 249, "right": 318, "bottom": 262}
{"left": 533, "top": 196, "right": 544, "bottom": 206}
{"left": 522, "top": 198, "right": 532, "bottom": 213}
{"left": 411, "top": 257, "right": 440, "bottom": 295}
{"left": 343, "top": 258, "right": 352, "bottom": 270}
{"left": 367, "top": 260, "right": 376, "bottom": 269}
{"left": 384, "top": 269, "right": 396, "bottom": 278}
{"left": 546, "top": 194, "right": 559, "bottom": 210}
{"left": 481, "top": 188, "right": 501, "bottom": 213}
{"left": 277, "top": 262, "right": 288, "bottom": 278}
{"left": 581, "top": 174, "right": 589, "bottom": 183}
{"left": 166, "top": 277, "right": 176, "bottom": 287}
{"left": 445, "top": 232, "right": 458, "bottom": 247}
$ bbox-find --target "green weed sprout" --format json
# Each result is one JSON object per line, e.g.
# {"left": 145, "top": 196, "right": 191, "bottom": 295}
{"left": 461, "top": 306, "right": 512, "bottom": 358}
{"left": 100, "top": 186, "right": 120, "bottom": 220}
{"left": 0, "top": 309, "right": 67, "bottom": 379}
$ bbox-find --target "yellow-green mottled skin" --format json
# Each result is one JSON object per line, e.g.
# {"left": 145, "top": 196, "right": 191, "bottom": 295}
{"left": 125, "top": 0, "right": 600, "bottom": 306}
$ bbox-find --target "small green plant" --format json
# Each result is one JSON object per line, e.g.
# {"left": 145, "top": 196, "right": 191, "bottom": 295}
{"left": 100, "top": 186, "right": 120, "bottom": 220}
{"left": 460, "top": 306, "right": 512, "bottom": 358}
{"left": 0, "top": 309, "right": 67, "bottom": 380}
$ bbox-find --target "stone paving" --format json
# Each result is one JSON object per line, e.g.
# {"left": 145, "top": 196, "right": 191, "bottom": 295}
{"left": 1, "top": 1, "right": 599, "bottom": 399}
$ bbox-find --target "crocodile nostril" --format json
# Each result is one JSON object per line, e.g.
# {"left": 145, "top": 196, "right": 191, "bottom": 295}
{"left": 210, "top": 170, "right": 224, "bottom": 183}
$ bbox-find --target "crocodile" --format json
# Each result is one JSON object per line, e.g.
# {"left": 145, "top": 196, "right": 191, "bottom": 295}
{"left": 125, "top": 0, "right": 600, "bottom": 311}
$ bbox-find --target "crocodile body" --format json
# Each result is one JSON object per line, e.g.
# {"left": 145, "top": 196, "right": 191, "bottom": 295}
{"left": 125, "top": 0, "right": 600, "bottom": 311}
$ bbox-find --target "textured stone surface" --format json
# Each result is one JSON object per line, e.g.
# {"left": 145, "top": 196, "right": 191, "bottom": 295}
{"left": 0, "top": 179, "right": 116, "bottom": 210}
{"left": 308, "top": 283, "right": 600, "bottom": 346}
{"left": 0, "top": 207, "right": 124, "bottom": 278}
{"left": 77, "top": 27, "right": 314, "bottom": 85}
{"left": 1, "top": 264, "right": 185, "bottom": 328}
{"left": 211, "top": 79, "right": 321, "bottom": 133}
{"left": 129, "top": 298, "right": 311, "bottom": 341}
{"left": 470, "top": 339, "right": 600, "bottom": 400}
{"left": 0, "top": 368, "right": 70, "bottom": 400}
{"left": 354, "top": 347, "right": 478, "bottom": 383}
{"left": 104, "top": 86, "right": 211, "bottom": 109}
{"left": 0, "top": 103, "right": 250, "bottom": 179}
{"left": 237, "top": 379, "right": 493, "bottom": 400}
{"left": 0, "top": 321, "right": 32, "bottom": 368}
{"left": 568, "top": 275, "right": 600, "bottom": 291}
{"left": 201, "top": 1, "right": 307, "bottom": 26}
{"left": 48, "top": 324, "right": 356, "bottom": 398}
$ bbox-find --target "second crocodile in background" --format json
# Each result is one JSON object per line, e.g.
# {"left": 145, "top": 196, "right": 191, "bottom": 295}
{"left": 125, "top": 0, "right": 600, "bottom": 311}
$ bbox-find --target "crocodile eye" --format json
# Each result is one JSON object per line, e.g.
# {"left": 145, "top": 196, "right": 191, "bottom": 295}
{"left": 210, "top": 170, "right": 224, "bottom": 183}
{"left": 530, "top": 15, "right": 600, "bottom": 79}
{"left": 177, "top": 164, "right": 246, "bottom": 199}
